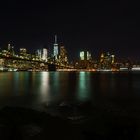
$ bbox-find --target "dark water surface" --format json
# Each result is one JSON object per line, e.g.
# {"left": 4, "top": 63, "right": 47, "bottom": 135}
{"left": 1, "top": 71, "right": 140, "bottom": 139}
{"left": 0, "top": 71, "right": 140, "bottom": 114}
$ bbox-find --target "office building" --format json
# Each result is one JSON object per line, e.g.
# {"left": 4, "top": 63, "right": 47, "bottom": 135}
{"left": 80, "top": 51, "right": 84, "bottom": 60}
{"left": 20, "top": 48, "right": 27, "bottom": 56}
{"left": 42, "top": 48, "right": 48, "bottom": 61}
{"left": 99, "top": 52, "right": 115, "bottom": 69}
{"left": 8, "top": 44, "right": 15, "bottom": 56}
{"left": 59, "top": 46, "right": 68, "bottom": 64}
{"left": 36, "top": 49, "right": 42, "bottom": 59}
{"left": 80, "top": 51, "right": 91, "bottom": 60}
{"left": 53, "top": 35, "right": 59, "bottom": 60}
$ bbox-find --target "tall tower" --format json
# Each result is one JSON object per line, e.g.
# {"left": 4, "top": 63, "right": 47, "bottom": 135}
{"left": 100, "top": 53, "right": 104, "bottom": 63}
{"left": 20, "top": 48, "right": 27, "bottom": 56}
{"left": 8, "top": 44, "right": 11, "bottom": 51}
{"left": 53, "top": 35, "right": 59, "bottom": 60}
{"left": 8, "top": 43, "right": 15, "bottom": 56}
{"left": 80, "top": 51, "right": 85, "bottom": 60}
{"left": 60, "top": 46, "right": 68, "bottom": 64}
{"left": 80, "top": 51, "right": 91, "bottom": 61}
{"left": 36, "top": 49, "right": 42, "bottom": 59}
{"left": 42, "top": 48, "right": 48, "bottom": 61}
{"left": 111, "top": 55, "right": 115, "bottom": 64}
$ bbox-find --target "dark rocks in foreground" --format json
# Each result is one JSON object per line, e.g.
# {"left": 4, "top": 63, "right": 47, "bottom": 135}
{"left": 0, "top": 105, "right": 140, "bottom": 140}
{"left": 0, "top": 106, "right": 81, "bottom": 140}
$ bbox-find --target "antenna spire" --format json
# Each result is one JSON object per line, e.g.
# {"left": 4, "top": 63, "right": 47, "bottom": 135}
{"left": 55, "top": 35, "right": 57, "bottom": 44}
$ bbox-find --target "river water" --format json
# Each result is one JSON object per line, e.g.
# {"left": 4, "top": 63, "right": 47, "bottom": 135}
{"left": 0, "top": 71, "right": 140, "bottom": 115}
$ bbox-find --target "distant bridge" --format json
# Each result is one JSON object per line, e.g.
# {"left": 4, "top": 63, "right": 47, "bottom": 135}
{"left": 0, "top": 54, "right": 74, "bottom": 71}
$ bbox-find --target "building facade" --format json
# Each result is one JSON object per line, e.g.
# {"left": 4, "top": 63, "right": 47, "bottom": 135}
{"left": 53, "top": 35, "right": 59, "bottom": 60}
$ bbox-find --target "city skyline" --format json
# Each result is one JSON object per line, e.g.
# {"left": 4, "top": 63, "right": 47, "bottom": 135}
{"left": 0, "top": 42, "right": 140, "bottom": 72}
{"left": 0, "top": 0, "right": 140, "bottom": 60}
{"left": 0, "top": 37, "right": 139, "bottom": 63}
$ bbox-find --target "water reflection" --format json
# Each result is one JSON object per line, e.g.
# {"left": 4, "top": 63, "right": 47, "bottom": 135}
{"left": 1, "top": 72, "right": 140, "bottom": 110}
{"left": 13, "top": 72, "right": 31, "bottom": 95}
{"left": 38, "top": 72, "right": 50, "bottom": 103}
{"left": 77, "top": 72, "right": 91, "bottom": 102}
{"left": 58, "top": 72, "right": 69, "bottom": 100}
{"left": 99, "top": 73, "right": 109, "bottom": 94}
{"left": 0, "top": 72, "right": 13, "bottom": 95}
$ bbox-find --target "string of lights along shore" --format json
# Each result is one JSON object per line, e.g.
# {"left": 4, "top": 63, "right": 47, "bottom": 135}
{"left": 0, "top": 35, "right": 140, "bottom": 72}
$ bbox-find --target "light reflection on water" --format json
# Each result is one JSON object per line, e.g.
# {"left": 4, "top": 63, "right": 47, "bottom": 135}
{"left": 37, "top": 72, "right": 50, "bottom": 103}
{"left": 77, "top": 72, "right": 91, "bottom": 102}
{"left": 0, "top": 72, "right": 140, "bottom": 110}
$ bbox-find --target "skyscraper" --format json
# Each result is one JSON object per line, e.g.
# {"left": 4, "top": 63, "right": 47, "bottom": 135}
{"left": 42, "top": 48, "right": 48, "bottom": 61}
{"left": 111, "top": 55, "right": 115, "bottom": 64}
{"left": 36, "top": 49, "right": 42, "bottom": 60}
{"left": 99, "top": 52, "right": 115, "bottom": 69}
{"left": 59, "top": 46, "right": 68, "bottom": 64}
{"left": 20, "top": 48, "right": 27, "bottom": 56}
{"left": 8, "top": 44, "right": 11, "bottom": 51}
{"left": 80, "top": 51, "right": 92, "bottom": 60}
{"left": 87, "top": 51, "right": 92, "bottom": 60}
{"left": 80, "top": 51, "right": 85, "bottom": 60}
{"left": 53, "top": 35, "right": 59, "bottom": 60}
{"left": 100, "top": 53, "right": 104, "bottom": 63}
{"left": 8, "top": 44, "right": 15, "bottom": 56}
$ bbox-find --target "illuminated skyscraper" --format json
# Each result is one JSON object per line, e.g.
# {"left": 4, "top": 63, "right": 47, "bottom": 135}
{"left": 20, "top": 48, "right": 27, "bottom": 56}
{"left": 8, "top": 44, "right": 11, "bottom": 51}
{"left": 53, "top": 35, "right": 59, "bottom": 60}
{"left": 87, "top": 51, "right": 92, "bottom": 60}
{"left": 80, "top": 51, "right": 84, "bottom": 60}
{"left": 42, "top": 48, "right": 48, "bottom": 61}
{"left": 8, "top": 44, "right": 15, "bottom": 56}
{"left": 36, "top": 49, "right": 42, "bottom": 59}
{"left": 111, "top": 55, "right": 115, "bottom": 64}
{"left": 60, "top": 46, "right": 65, "bottom": 57}
{"left": 80, "top": 51, "right": 91, "bottom": 60}
{"left": 59, "top": 46, "right": 68, "bottom": 64}
{"left": 100, "top": 53, "right": 104, "bottom": 63}
{"left": 99, "top": 52, "right": 115, "bottom": 69}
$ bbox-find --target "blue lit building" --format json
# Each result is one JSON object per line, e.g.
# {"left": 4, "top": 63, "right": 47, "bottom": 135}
{"left": 53, "top": 35, "right": 59, "bottom": 60}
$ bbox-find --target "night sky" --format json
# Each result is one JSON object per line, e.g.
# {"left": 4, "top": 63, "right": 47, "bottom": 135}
{"left": 0, "top": 0, "right": 140, "bottom": 61}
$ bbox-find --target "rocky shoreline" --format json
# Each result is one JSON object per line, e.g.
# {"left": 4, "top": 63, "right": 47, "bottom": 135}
{"left": 0, "top": 104, "right": 140, "bottom": 140}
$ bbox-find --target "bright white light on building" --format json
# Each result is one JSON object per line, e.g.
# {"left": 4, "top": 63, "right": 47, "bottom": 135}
{"left": 54, "top": 44, "right": 58, "bottom": 60}
{"left": 87, "top": 51, "right": 91, "bottom": 60}
{"left": 37, "top": 49, "right": 42, "bottom": 59}
{"left": 42, "top": 48, "right": 48, "bottom": 61}
{"left": 80, "top": 51, "right": 84, "bottom": 60}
